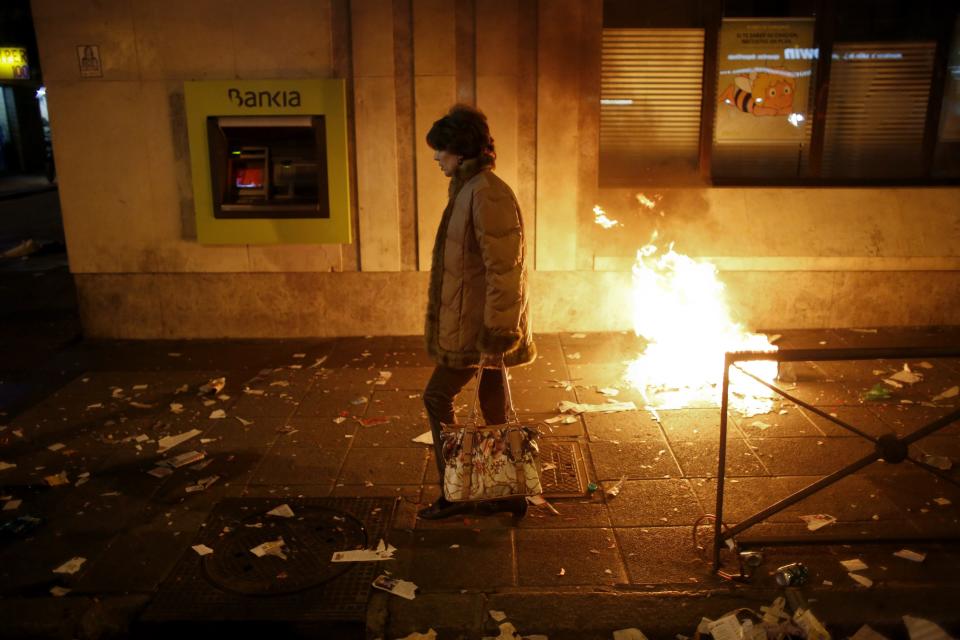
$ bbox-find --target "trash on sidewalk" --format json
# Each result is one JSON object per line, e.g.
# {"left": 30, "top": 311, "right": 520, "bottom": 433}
{"left": 49, "top": 586, "right": 71, "bottom": 597}
{"left": 931, "top": 386, "right": 958, "bottom": 402}
{"left": 598, "top": 387, "right": 620, "bottom": 396}
{"left": 147, "top": 466, "right": 174, "bottom": 478}
{"left": 799, "top": 513, "right": 836, "bottom": 531}
{"left": 157, "top": 429, "right": 202, "bottom": 453}
{"left": 606, "top": 475, "right": 627, "bottom": 498}
{"left": 209, "top": 409, "right": 227, "bottom": 419}
{"left": 489, "top": 611, "right": 507, "bottom": 622}
{"left": 357, "top": 416, "right": 390, "bottom": 427}
{"left": 889, "top": 364, "right": 922, "bottom": 385}
{"left": 527, "top": 494, "right": 560, "bottom": 515}
{"left": 44, "top": 471, "right": 69, "bottom": 487}
{"left": 375, "top": 371, "right": 392, "bottom": 385}
{"left": 52, "top": 557, "right": 86, "bottom": 575}
{"left": 919, "top": 454, "right": 952, "bottom": 471}
{"left": 412, "top": 431, "right": 434, "bottom": 445}
{"left": 331, "top": 538, "right": 396, "bottom": 562}
{"left": 0, "top": 461, "right": 17, "bottom": 471}
{"left": 840, "top": 558, "right": 868, "bottom": 572}
{"left": 794, "top": 608, "right": 831, "bottom": 640}
{"left": 169, "top": 403, "right": 184, "bottom": 414}
{"left": 235, "top": 416, "right": 253, "bottom": 426}
{"left": 266, "top": 504, "right": 295, "bottom": 518}
{"left": 705, "top": 613, "right": 742, "bottom": 640}
{"left": 372, "top": 573, "right": 417, "bottom": 600}
{"left": 47, "top": 443, "right": 65, "bottom": 452}
{"left": 893, "top": 549, "right": 926, "bottom": 562}
{"left": 396, "top": 630, "right": 436, "bottom": 640}
{"left": 557, "top": 400, "right": 637, "bottom": 414}
{"left": 933, "top": 497, "right": 951, "bottom": 506}
{"left": 864, "top": 383, "right": 892, "bottom": 401}
{"left": 243, "top": 388, "right": 265, "bottom": 396}
{"left": 849, "top": 573, "right": 873, "bottom": 588}
{"left": 903, "top": 615, "right": 953, "bottom": 640}
{"left": 309, "top": 355, "right": 329, "bottom": 368}
{"left": 774, "top": 562, "right": 809, "bottom": 586}
{"left": 850, "top": 624, "right": 889, "bottom": 640}
{"left": 0, "top": 515, "right": 43, "bottom": 536}
{"left": 3, "top": 499, "right": 22, "bottom": 510}
{"left": 250, "top": 537, "right": 288, "bottom": 560}
{"left": 185, "top": 475, "right": 219, "bottom": 493}
{"left": 192, "top": 544, "right": 214, "bottom": 556}
{"left": 199, "top": 377, "right": 226, "bottom": 395}
{"left": 161, "top": 450, "right": 206, "bottom": 469}
{"left": 129, "top": 401, "right": 155, "bottom": 409}
{"left": 2, "top": 239, "right": 39, "bottom": 259}
{"left": 613, "top": 628, "right": 650, "bottom": 640}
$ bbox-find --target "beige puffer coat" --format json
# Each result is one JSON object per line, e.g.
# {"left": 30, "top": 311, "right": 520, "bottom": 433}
{"left": 425, "top": 162, "right": 536, "bottom": 369}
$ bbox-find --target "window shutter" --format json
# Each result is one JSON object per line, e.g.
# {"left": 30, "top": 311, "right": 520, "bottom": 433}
{"left": 822, "top": 42, "right": 936, "bottom": 178}
{"left": 600, "top": 28, "right": 705, "bottom": 184}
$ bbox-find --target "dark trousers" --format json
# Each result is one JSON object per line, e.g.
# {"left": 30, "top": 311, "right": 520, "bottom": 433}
{"left": 423, "top": 365, "right": 507, "bottom": 485}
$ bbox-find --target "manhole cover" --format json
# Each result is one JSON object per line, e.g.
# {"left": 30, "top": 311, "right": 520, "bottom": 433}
{"left": 203, "top": 505, "right": 368, "bottom": 596}
{"left": 142, "top": 497, "right": 396, "bottom": 625}
{"left": 539, "top": 440, "right": 587, "bottom": 497}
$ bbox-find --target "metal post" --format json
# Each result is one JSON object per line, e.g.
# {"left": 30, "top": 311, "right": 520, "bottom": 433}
{"left": 712, "top": 353, "right": 732, "bottom": 571}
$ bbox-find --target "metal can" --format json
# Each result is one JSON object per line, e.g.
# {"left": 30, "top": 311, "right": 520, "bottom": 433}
{"left": 774, "top": 562, "right": 809, "bottom": 586}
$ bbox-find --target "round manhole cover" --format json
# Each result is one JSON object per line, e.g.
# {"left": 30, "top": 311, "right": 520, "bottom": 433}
{"left": 202, "top": 506, "right": 368, "bottom": 596}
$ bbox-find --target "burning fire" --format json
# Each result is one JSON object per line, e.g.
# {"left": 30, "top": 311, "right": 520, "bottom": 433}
{"left": 596, "top": 201, "right": 778, "bottom": 414}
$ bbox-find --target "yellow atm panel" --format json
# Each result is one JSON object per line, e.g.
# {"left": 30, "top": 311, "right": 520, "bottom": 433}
{"left": 185, "top": 79, "right": 351, "bottom": 244}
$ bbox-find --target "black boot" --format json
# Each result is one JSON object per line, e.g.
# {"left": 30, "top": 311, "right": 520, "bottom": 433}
{"left": 417, "top": 497, "right": 471, "bottom": 520}
{"left": 476, "top": 497, "right": 527, "bottom": 518}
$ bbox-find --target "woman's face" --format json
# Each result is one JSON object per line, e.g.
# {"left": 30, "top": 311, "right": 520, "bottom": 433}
{"left": 433, "top": 149, "right": 460, "bottom": 177}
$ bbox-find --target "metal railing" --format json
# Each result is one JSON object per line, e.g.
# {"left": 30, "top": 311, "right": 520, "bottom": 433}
{"left": 713, "top": 346, "right": 960, "bottom": 572}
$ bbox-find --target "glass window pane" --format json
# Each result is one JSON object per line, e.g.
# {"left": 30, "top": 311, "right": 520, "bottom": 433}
{"left": 933, "top": 16, "right": 960, "bottom": 177}
{"left": 821, "top": 42, "right": 936, "bottom": 178}
{"left": 599, "top": 28, "right": 705, "bottom": 186}
{"left": 712, "top": 18, "right": 816, "bottom": 179}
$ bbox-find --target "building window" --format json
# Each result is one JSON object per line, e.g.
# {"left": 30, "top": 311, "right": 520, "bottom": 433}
{"left": 712, "top": 18, "right": 817, "bottom": 179}
{"left": 599, "top": 28, "right": 705, "bottom": 185}
{"left": 821, "top": 42, "right": 937, "bottom": 178}
{"left": 934, "top": 15, "right": 960, "bottom": 177}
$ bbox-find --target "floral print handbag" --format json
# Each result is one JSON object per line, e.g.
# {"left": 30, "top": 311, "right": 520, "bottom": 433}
{"left": 440, "top": 364, "right": 543, "bottom": 502}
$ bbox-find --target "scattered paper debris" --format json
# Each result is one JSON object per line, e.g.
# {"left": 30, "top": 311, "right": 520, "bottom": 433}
{"left": 849, "top": 573, "right": 873, "bottom": 588}
{"left": 557, "top": 400, "right": 637, "bottom": 414}
{"left": 333, "top": 416, "right": 347, "bottom": 424}
{"left": 489, "top": 610, "right": 507, "bottom": 622}
{"left": 889, "top": 364, "right": 922, "bottom": 385}
{"left": 266, "top": 504, "right": 295, "bottom": 518}
{"left": 932, "top": 386, "right": 959, "bottom": 402}
{"left": 185, "top": 475, "right": 220, "bottom": 493}
{"left": 750, "top": 420, "right": 772, "bottom": 430}
{"left": 243, "top": 388, "right": 265, "bottom": 396}
{"left": 795, "top": 609, "right": 831, "bottom": 640}
{"left": 0, "top": 461, "right": 16, "bottom": 471}
{"left": 147, "top": 466, "right": 174, "bottom": 478}
{"left": 933, "top": 497, "right": 951, "bottom": 506}
{"left": 129, "top": 401, "right": 154, "bottom": 409}
{"left": 864, "top": 383, "right": 892, "bottom": 400}
{"left": 350, "top": 396, "right": 368, "bottom": 405}
{"left": 893, "top": 549, "right": 926, "bottom": 562}
{"left": 800, "top": 513, "right": 836, "bottom": 531}
{"left": 706, "top": 614, "right": 742, "bottom": 640}
{"left": 269, "top": 380, "right": 290, "bottom": 387}
{"left": 199, "top": 377, "right": 225, "bottom": 395}
{"left": 597, "top": 387, "right": 620, "bottom": 396}
{"left": 169, "top": 403, "right": 184, "bottom": 414}
{"left": 606, "top": 475, "right": 627, "bottom": 498}
{"left": 903, "top": 615, "right": 954, "bottom": 640}
{"left": 53, "top": 557, "right": 86, "bottom": 575}
{"left": 209, "top": 409, "right": 226, "bottom": 419}
{"left": 47, "top": 443, "right": 66, "bottom": 452}
{"left": 613, "top": 629, "right": 650, "bottom": 640}
{"left": 357, "top": 416, "right": 390, "bottom": 427}
{"left": 372, "top": 574, "right": 417, "bottom": 600}
{"left": 841, "top": 558, "right": 869, "bottom": 572}
{"left": 570, "top": 333, "right": 586, "bottom": 339}
{"left": 44, "top": 471, "right": 69, "bottom": 487}
{"left": 161, "top": 450, "right": 205, "bottom": 469}
{"left": 3, "top": 499, "right": 22, "bottom": 511}
{"left": 49, "top": 586, "right": 71, "bottom": 597}
{"left": 412, "top": 431, "right": 434, "bottom": 445}
{"left": 309, "top": 355, "right": 329, "bottom": 368}
{"left": 527, "top": 494, "right": 561, "bottom": 515}
{"left": 157, "top": 429, "right": 202, "bottom": 453}
{"left": 558, "top": 567, "right": 565, "bottom": 576}
{"left": 332, "top": 539, "right": 396, "bottom": 562}
{"left": 234, "top": 416, "right": 253, "bottom": 427}
{"left": 251, "top": 537, "right": 288, "bottom": 560}
{"left": 192, "top": 544, "right": 214, "bottom": 556}
{"left": 375, "top": 371, "right": 392, "bottom": 385}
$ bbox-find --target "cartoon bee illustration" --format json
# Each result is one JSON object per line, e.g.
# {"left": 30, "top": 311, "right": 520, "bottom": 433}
{"left": 718, "top": 71, "right": 796, "bottom": 116}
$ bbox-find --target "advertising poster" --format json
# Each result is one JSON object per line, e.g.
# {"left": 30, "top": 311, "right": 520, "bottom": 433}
{"left": 715, "top": 18, "right": 815, "bottom": 143}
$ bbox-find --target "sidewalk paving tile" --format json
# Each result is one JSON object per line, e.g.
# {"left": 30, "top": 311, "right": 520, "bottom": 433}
{"left": 589, "top": 440, "right": 681, "bottom": 481}
{"left": 603, "top": 479, "right": 705, "bottom": 527}
{"left": 515, "top": 527, "right": 626, "bottom": 586}
{"left": 616, "top": 526, "right": 718, "bottom": 585}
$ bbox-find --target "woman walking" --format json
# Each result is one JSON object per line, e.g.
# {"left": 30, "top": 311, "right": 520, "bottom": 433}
{"left": 418, "top": 104, "right": 536, "bottom": 520}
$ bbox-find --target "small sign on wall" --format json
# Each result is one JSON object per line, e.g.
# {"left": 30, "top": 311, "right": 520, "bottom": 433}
{"left": 77, "top": 45, "right": 102, "bottom": 78}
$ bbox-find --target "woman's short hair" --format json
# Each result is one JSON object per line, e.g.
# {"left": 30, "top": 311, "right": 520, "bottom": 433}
{"left": 426, "top": 104, "right": 496, "bottom": 167}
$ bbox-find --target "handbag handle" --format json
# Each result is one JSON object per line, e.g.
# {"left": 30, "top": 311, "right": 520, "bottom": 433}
{"left": 466, "top": 360, "right": 519, "bottom": 426}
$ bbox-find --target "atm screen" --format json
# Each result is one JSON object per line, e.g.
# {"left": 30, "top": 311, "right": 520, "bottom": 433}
{"left": 235, "top": 167, "right": 264, "bottom": 189}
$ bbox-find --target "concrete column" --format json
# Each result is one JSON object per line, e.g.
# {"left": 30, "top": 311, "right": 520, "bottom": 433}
{"left": 413, "top": 0, "right": 457, "bottom": 270}
{"left": 352, "top": 0, "right": 403, "bottom": 271}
